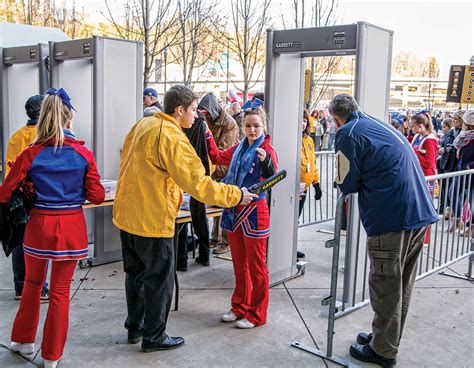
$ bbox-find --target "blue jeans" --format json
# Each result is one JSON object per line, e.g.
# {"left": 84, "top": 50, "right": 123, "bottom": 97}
{"left": 328, "top": 134, "right": 336, "bottom": 150}
{"left": 12, "top": 245, "right": 49, "bottom": 294}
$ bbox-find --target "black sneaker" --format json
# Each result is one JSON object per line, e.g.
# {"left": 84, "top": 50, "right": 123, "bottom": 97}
{"left": 14, "top": 291, "right": 22, "bottom": 300}
{"left": 297, "top": 251, "right": 306, "bottom": 258}
{"left": 195, "top": 256, "right": 210, "bottom": 266}
{"left": 128, "top": 330, "right": 143, "bottom": 344}
{"left": 349, "top": 344, "right": 396, "bottom": 367}
{"left": 357, "top": 332, "right": 372, "bottom": 345}
{"left": 41, "top": 289, "right": 50, "bottom": 303}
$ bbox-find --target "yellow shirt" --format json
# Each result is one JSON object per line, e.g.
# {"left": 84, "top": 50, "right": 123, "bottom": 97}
{"left": 5, "top": 125, "right": 37, "bottom": 177}
{"left": 113, "top": 112, "right": 242, "bottom": 238}
{"left": 300, "top": 135, "right": 320, "bottom": 189}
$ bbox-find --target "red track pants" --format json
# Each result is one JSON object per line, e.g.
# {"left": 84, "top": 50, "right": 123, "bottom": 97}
{"left": 228, "top": 227, "right": 269, "bottom": 325}
{"left": 11, "top": 254, "right": 77, "bottom": 361}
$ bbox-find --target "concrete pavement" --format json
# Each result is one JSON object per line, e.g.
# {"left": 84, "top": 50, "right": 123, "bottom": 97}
{"left": 0, "top": 223, "right": 472, "bottom": 367}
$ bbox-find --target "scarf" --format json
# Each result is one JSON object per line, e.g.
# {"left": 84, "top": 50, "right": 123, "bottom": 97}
{"left": 221, "top": 134, "right": 265, "bottom": 230}
{"left": 453, "top": 130, "right": 474, "bottom": 150}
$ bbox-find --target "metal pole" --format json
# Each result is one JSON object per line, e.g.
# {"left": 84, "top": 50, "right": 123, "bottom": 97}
{"left": 292, "top": 195, "right": 354, "bottom": 367}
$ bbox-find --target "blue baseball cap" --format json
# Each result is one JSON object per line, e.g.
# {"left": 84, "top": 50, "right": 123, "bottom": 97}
{"left": 25, "top": 95, "right": 44, "bottom": 119}
{"left": 143, "top": 87, "right": 158, "bottom": 98}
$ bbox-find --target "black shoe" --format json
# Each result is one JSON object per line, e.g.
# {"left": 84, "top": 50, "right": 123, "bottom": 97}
{"left": 141, "top": 336, "right": 185, "bottom": 352}
{"left": 357, "top": 332, "right": 373, "bottom": 345}
{"left": 349, "top": 344, "right": 396, "bottom": 367}
{"left": 40, "top": 289, "right": 50, "bottom": 303}
{"left": 128, "top": 330, "right": 143, "bottom": 344}
{"left": 195, "top": 256, "right": 210, "bottom": 266}
{"left": 176, "top": 263, "right": 188, "bottom": 272}
{"left": 297, "top": 251, "right": 306, "bottom": 258}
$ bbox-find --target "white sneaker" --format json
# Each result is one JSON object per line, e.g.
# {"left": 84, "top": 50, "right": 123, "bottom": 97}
{"left": 10, "top": 341, "right": 35, "bottom": 355}
{"left": 236, "top": 318, "right": 255, "bottom": 329}
{"left": 44, "top": 359, "right": 59, "bottom": 368}
{"left": 221, "top": 310, "right": 238, "bottom": 322}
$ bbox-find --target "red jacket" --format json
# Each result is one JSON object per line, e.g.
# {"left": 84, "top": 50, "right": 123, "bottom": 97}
{"left": 411, "top": 133, "right": 438, "bottom": 176}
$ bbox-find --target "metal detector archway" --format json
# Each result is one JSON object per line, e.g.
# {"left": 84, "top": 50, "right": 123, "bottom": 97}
{"left": 0, "top": 44, "right": 50, "bottom": 176}
{"left": 265, "top": 22, "right": 393, "bottom": 285}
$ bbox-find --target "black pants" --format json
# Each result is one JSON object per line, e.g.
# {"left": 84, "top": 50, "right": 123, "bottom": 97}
{"left": 298, "top": 191, "right": 307, "bottom": 218}
{"left": 120, "top": 230, "right": 174, "bottom": 344}
{"left": 190, "top": 197, "right": 210, "bottom": 259}
{"left": 177, "top": 223, "right": 189, "bottom": 267}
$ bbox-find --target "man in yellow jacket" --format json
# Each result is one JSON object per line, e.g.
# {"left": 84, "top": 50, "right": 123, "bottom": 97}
{"left": 113, "top": 85, "right": 257, "bottom": 352}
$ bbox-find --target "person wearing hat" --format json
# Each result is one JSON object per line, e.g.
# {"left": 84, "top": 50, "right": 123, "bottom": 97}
{"left": 143, "top": 87, "right": 163, "bottom": 113}
{"left": 5, "top": 95, "right": 50, "bottom": 302}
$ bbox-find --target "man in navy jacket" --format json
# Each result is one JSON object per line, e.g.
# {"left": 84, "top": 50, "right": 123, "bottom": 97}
{"left": 330, "top": 94, "right": 438, "bottom": 367}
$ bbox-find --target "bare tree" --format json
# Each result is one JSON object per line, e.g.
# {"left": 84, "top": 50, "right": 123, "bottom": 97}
{"left": 170, "top": 0, "right": 220, "bottom": 87}
{"left": 3, "top": 0, "right": 94, "bottom": 38}
{"left": 103, "top": 0, "right": 179, "bottom": 87}
{"left": 222, "top": 0, "right": 272, "bottom": 101}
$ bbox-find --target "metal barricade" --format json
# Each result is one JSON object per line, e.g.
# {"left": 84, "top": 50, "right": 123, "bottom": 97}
{"left": 298, "top": 151, "right": 339, "bottom": 227}
{"left": 337, "top": 169, "right": 474, "bottom": 317}
{"left": 292, "top": 195, "right": 354, "bottom": 367}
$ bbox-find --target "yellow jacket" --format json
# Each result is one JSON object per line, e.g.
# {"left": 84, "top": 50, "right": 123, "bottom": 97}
{"left": 112, "top": 112, "right": 242, "bottom": 238}
{"left": 308, "top": 115, "right": 316, "bottom": 134}
{"left": 300, "top": 135, "right": 320, "bottom": 189}
{"left": 5, "top": 125, "right": 37, "bottom": 177}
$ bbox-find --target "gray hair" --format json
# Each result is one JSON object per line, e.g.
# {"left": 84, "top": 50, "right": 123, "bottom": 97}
{"left": 463, "top": 110, "right": 474, "bottom": 126}
{"left": 143, "top": 106, "right": 160, "bottom": 117}
{"left": 328, "top": 94, "right": 359, "bottom": 122}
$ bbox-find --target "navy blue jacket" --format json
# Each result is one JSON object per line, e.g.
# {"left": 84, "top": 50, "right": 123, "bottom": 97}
{"left": 335, "top": 111, "right": 438, "bottom": 236}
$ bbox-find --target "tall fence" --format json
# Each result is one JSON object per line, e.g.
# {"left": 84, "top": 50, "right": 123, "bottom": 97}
{"left": 338, "top": 169, "right": 474, "bottom": 317}
{"left": 298, "top": 151, "right": 339, "bottom": 227}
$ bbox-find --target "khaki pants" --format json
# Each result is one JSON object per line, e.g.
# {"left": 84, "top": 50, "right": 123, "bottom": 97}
{"left": 211, "top": 216, "right": 228, "bottom": 245}
{"left": 367, "top": 227, "right": 427, "bottom": 359}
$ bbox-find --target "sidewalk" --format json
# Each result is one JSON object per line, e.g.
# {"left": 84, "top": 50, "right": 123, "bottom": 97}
{"left": 0, "top": 223, "right": 472, "bottom": 367}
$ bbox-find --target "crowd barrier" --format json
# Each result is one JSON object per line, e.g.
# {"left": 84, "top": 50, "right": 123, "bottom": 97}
{"left": 338, "top": 169, "right": 474, "bottom": 317}
{"left": 298, "top": 151, "right": 339, "bottom": 227}
{"left": 293, "top": 170, "right": 473, "bottom": 366}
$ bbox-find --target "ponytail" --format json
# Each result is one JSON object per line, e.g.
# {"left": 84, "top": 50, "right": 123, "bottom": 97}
{"left": 414, "top": 113, "right": 433, "bottom": 134}
{"left": 33, "top": 94, "right": 73, "bottom": 149}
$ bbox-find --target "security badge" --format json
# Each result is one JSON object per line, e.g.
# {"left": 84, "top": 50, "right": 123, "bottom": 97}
{"left": 335, "top": 151, "right": 350, "bottom": 184}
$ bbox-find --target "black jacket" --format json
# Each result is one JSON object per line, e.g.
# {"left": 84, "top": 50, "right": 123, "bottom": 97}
{"left": 1, "top": 190, "right": 29, "bottom": 257}
{"left": 438, "top": 128, "right": 460, "bottom": 172}
{"left": 182, "top": 111, "right": 210, "bottom": 176}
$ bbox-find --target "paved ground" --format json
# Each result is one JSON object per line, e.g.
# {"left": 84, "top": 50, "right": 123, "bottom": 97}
{"left": 0, "top": 222, "right": 472, "bottom": 367}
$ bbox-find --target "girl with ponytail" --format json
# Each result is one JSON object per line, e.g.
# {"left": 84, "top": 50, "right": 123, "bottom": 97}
{"left": 0, "top": 88, "right": 105, "bottom": 367}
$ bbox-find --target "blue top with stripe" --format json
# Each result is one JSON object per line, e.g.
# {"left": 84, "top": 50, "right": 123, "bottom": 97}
{"left": 29, "top": 130, "right": 89, "bottom": 211}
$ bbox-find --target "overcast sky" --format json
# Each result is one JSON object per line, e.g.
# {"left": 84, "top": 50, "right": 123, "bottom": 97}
{"left": 339, "top": 0, "right": 473, "bottom": 78}
{"left": 81, "top": 0, "right": 473, "bottom": 78}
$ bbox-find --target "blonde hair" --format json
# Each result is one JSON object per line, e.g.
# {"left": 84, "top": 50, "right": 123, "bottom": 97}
{"left": 33, "top": 94, "right": 73, "bottom": 149}
{"left": 243, "top": 107, "right": 268, "bottom": 134}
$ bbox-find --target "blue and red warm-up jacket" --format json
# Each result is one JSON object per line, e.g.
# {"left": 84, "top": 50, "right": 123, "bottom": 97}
{"left": 0, "top": 130, "right": 104, "bottom": 210}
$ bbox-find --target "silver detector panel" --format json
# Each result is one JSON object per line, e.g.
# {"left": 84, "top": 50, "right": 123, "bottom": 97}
{"left": 50, "top": 37, "right": 143, "bottom": 265}
{"left": 265, "top": 22, "right": 393, "bottom": 285}
{"left": 1, "top": 44, "right": 49, "bottom": 176}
